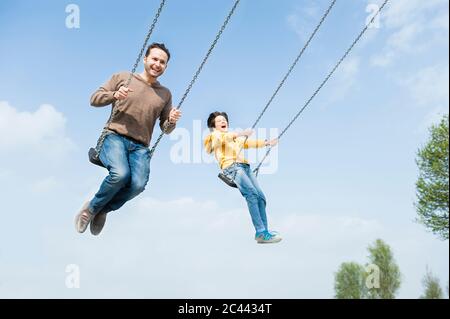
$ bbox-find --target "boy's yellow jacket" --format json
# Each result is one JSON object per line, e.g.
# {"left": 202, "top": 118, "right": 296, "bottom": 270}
{"left": 204, "top": 131, "right": 266, "bottom": 170}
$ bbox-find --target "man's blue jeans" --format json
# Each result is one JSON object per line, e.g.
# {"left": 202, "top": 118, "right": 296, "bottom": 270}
{"left": 223, "top": 163, "right": 268, "bottom": 233}
{"left": 88, "top": 132, "right": 151, "bottom": 215}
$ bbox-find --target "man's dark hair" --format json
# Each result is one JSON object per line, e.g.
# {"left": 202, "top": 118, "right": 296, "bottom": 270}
{"left": 145, "top": 42, "right": 171, "bottom": 61}
{"left": 207, "top": 112, "right": 229, "bottom": 129}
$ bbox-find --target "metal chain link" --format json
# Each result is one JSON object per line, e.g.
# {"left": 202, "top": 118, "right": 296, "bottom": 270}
{"left": 235, "top": 0, "right": 337, "bottom": 162}
{"left": 126, "top": 0, "right": 167, "bottom": 87}
{"left": 149, "top": 0, "right": 241, "bottom": 158}
{"left": 254, "top": 0, "right": 390, "bottom": 176}
{"left": 93, "top": 0, "right": 167, "bottom": 156}
{"left": 251, "top": 0, "right": 336, "bottom": 131}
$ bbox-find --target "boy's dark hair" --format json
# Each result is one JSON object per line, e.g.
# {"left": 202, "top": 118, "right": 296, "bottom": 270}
{"left": 145, "top": 42, "right": 171, "bottom": 61}
{"left": 207, "top": 112, "right": 229, "bottom": 129}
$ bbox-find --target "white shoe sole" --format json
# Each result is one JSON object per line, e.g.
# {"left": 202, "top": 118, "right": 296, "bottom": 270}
{"left": 257, "top": 237, "right": 283, "bottom": 244}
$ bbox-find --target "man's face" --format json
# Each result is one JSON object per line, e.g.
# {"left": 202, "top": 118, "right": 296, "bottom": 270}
{"left": 214, "top": 116, "right": 229, "bottom": 132}
{"left": 144, "top": 48, "right": 169, "bottom": 79}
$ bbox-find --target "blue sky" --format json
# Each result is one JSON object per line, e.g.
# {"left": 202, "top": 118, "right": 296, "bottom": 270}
{"left": 0, "top": 0, "right": 448, "bottom": 298}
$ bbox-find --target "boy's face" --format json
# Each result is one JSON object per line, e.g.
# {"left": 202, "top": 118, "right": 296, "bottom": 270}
{"left": 214, "top": 116, "right": 228, "bottom": 132}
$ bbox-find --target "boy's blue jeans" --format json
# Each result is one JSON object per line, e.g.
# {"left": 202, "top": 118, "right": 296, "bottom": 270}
{"left": 89, "top": 132, "right": 151, "bottom": 215}
{"left": 223, "top": 163, "right": 268, "bottom": 233}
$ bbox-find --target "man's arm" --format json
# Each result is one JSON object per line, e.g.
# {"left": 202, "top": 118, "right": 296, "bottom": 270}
{"left": 159, "top": 93, "right": 181, "bottom": 134}
{"left": 90, "top": 73, "right": 121, "bottom": 107}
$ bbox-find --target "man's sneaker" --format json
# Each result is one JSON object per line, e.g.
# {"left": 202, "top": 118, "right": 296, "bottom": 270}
{"left": 75, "top": 201, "right": 94, "bottom": 234}
{"left": 90, "top": 208, "right": 110, "bottom": 236}
{"left": 255, "top": 231, "right": 282, "bottom": 244}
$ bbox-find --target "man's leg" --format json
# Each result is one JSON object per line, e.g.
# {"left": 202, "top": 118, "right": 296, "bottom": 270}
{"left": 76, "top": 133, "right": 131, "bottom": 233}
{"left": 102, "top": 143, "right": 151, "bottom": 212}
{"left": 88, "top": 134, "right": 132, "bottom": 215}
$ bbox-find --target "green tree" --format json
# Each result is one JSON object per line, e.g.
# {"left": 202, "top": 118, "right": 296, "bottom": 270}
{"left": 367, "top": 239, "right": 401, "bottom": 299}
{"left": 334, "top": 262, "right": 367, "bottom": 299}
{"left": 420, "top": 268, "right": 443, "bottom": 299}
{"left": 415, "top": 114, "right": 449, "bottom": 240}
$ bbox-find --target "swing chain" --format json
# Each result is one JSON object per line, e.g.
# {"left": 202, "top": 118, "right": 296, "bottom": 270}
{"left": 149, "top": 130, "right": 165, "bottom": 158}
{"left": 89, "top": 0, "right": 166, "bottom": 166}
{"left": 253, "top": 147, "right": 272, "bottom": 176}
{"left": 149, "top": 0, "right": 241, "bottom": 158}
{"left": 253, "top": 0, "right": 390, "bottom": 173}
{"left": 127, "top": 0, "right": 167, "bottom": 87}
{"left": 280, "top": 0, "right": 390, "bottom": 141}
{"left": 234, "top": 0, "right": 337, "bottom": 168}
{"left": 96, "top": 0, "right": 166, "bottom": 150}
{"left": 178, "top": 0, "right": 240, "bottom": 111}
{"left": 250, "top": 0, "right": 337, "bottom": 132}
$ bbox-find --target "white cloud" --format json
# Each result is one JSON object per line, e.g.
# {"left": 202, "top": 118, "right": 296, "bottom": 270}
{"left": 400, "top": 64, "right": 449, "bottom": 107}
{"left": 286, "top": 1, "right": 321, "bottom": 41}
{"left": 417, "top": 106, "right": 449, "bottom": 134}
{"left": 382, "top": 0, "right": 448, "bottom": 29}
{"left": 1, "top": 195, "right": 447, "bottom": 299}
{"left": 0, "top": 169, "right": 13, "bottom": 179}
{"left": 0, "top": 101, "right": 75, "bottom": 158}
{"left": 323, "top": 56, "right": 361, "bottom": 107}
{"left": 397, "top": 63, "right": 449, "bottom": 132}
{"left": 371, "top": 0, "right": 449, "bottom": 66}
{"left": 367, "top": 0, "right": 449, "bottom": 132}
{"left": 31, "top": 176, "right": 59, "bottom": 194}
{"left": 372, "top": 23, "right": 423, "bottom": 67}
{"left": 430, "top": 11, "right": 450, "bottom": 31}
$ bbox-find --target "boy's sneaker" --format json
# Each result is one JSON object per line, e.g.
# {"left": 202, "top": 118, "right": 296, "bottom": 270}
{"left": 268, "top": 230, "right": 280, "bottom": 237}
{"left": 75, "top": 201, "right": 94, "bottom": 234}
{"left": 255, "top": 231, "right": 282, "bottom": 244}
{"left": 256, "top": 230, "right": 281, "bottom": 238}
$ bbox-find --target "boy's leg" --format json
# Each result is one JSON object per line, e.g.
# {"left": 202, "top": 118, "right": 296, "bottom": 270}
{"left": 228, "top": 164, "right": 266, "bottom": 234}
{"left": 88, "top": 134, "right": 132, "bottom": 215}
{"left": 103, "top": 144, "right": 151, "bottom": 212}
{"left": 247, "top": 167, "right": 268, "bottom": 230}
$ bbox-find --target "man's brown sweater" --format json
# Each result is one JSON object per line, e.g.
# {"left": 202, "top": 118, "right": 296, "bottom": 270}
{"left": 90, "top": 72, "right": 176, "bottom": 146}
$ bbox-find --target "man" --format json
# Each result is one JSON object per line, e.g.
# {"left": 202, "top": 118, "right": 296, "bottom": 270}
{"left": 75, "top": 43, "right": 182, "bottom": 236}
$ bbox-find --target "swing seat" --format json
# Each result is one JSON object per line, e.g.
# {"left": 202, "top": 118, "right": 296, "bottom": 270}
{"left": 218, "top": 172, "right": 238, "bottom": 188}
{"left": 89, "top": 148, "right": 105, "bottom": 168}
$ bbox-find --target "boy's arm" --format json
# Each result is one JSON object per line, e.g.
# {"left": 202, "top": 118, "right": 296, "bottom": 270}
{"left": 244, "top": 139, "right": 266, "bottom": 149}
{"left": 245, "top": 138, "right": 278, "bottom": 149}
{"left": 90, "top": 73, "right": 122, "bottom": 107}
{"left": 231, "top": 129, "right": 267, "bottom": 148}
{"left": 222, "top": 129, "right": 253, "bottom": 142}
